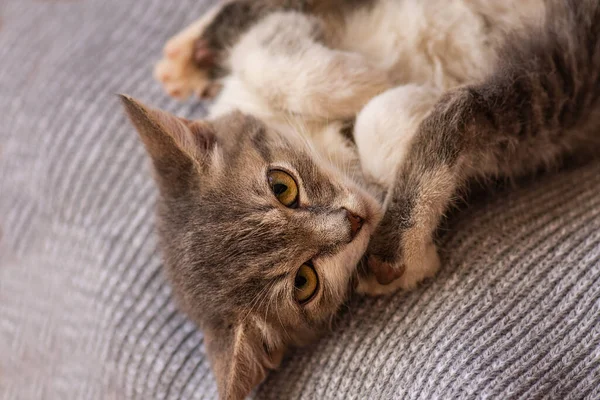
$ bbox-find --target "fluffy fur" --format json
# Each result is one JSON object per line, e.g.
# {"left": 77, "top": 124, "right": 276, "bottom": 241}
{"left": 121, "top": 0, "right": 600, "bottom": 398}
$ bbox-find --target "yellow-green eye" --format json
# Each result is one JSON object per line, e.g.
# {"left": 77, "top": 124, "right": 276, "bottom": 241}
{"left": 294, "top": 264, "right": 318, "bottom": 304}
{"left": 267, "top": 169, "right": 298, "bottom": 207}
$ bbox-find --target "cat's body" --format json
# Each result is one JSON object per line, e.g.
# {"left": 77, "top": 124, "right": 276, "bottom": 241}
{"left": 175, "top": 0, "right": 540, "bottom": 187}
{"left": 160, "top": 0, "right": 541, "bottom": 176}
{"left": 121, "top": 0, "right": 600, "bottom": 398}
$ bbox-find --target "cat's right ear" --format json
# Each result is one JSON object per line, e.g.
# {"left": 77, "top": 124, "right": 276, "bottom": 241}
{"left": 119, "top": 95, "right": 216, "bottom": 183}
{"left": 204, "top": 320, "right": 285, "bottom": 400}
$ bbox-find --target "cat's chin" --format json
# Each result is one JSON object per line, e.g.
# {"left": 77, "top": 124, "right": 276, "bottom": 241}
{"left": 313, "top": 201, "right": 380, "bottom": 306}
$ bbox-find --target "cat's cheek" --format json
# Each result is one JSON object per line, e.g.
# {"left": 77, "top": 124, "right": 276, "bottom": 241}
{"left": 314, "top": 230, "right": 372, "bottom": 303}
{"left": 354, "top": 85, "right": 441, "bottom": 189}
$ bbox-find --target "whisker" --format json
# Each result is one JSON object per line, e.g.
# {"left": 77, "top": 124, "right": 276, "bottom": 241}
{"left": 275, "top": 291, "right": 292, "bottom": 341}
{"left": 241, "top": 280, "right": 275, "bottom": 324}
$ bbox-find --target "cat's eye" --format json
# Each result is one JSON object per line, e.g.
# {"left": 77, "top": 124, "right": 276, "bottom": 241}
{"left": 294, "top": 264, "right": 318, "bottom": 304}
{"left": 267, "top": 169, "right": 298, "bottom": 208}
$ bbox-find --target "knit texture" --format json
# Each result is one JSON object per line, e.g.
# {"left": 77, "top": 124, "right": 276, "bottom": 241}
{"left": 1, "top": 1, "right": 599, "bottom": 399}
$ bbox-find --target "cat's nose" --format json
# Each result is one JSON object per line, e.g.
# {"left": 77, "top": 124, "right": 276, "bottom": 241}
{"left": 345, "top": 209, "right": 364, "bottom": 239}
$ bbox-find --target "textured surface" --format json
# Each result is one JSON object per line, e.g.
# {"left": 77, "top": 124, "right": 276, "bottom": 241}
{"left": 1, "top": 1, "right": 600, "bottom": 399}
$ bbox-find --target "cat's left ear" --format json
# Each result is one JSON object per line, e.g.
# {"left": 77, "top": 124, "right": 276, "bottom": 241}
{"left": 204, "top": 321, "right": 285, "bottom": 400}
{"left": 119, "top": 94, "right": 215, "bottom": 166}
{"left": 120, "top": 95, "right": 217, "bottom": 196}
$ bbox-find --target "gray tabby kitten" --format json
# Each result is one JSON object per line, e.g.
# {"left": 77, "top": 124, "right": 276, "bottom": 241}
{"left": 121, "top": 0, "right": 600, "bottom": 398}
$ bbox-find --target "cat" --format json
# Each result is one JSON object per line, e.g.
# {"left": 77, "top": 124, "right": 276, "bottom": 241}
{"left": 121, "top": 0, "right": 600, "bottom": 398}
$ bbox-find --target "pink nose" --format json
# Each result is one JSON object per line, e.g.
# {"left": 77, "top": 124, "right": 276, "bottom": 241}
{"left": 345, "top": 209, "right": 364, "bottom": 239}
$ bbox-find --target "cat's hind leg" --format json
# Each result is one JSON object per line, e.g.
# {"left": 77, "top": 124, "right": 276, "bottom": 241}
{"left": 154, "top": 1, "right": 273, "bottom": 100}
{"left": 155, "top": 2, "right": 391, "bottom": 116}
{"left": 229, "top": 12, "right": 392, "bottom": 120}
{"left": 154, "top": 6, "right": 226, "bottom": 100}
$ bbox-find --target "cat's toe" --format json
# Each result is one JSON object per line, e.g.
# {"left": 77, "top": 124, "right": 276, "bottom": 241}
{"left": 154, "top": 59, "right": 174, "bottom": 82}
{"left": 155, "top": 31, "right": 218, "bottom": 100}
{"left": 355, "top": 256, "right": 406, "bottom": 297}
{"left": 164, "top": 39, "right": 186, "bottom": 59}
{"left": 193, "top": 39, "right": 216, "bottom": 68}
{"left": 397, "top": 241, "right": 440, "bottom": 290}
{"left": 153, "top": 60, "right": 191, "bottom": 99}
{"left": 358, "top": 242, "right": 440, "bottom": 296}
{"left": 165, "top": 85, "right": 185, "bottom": 100}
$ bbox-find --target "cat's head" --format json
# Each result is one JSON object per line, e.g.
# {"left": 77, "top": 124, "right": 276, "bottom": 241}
{"left": 121, "top": 96, "right": 382, "bottom": 399}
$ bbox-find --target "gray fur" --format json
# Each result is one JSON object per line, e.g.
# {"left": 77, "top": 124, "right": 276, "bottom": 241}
{"left": 131, "top": 0, "right": 600, "bottom": 398}
{"left": 122, "top": 98, "right": 374, "bottom": 399}
{"left": 368, "top": 0, "right": 600, "bottom": 264}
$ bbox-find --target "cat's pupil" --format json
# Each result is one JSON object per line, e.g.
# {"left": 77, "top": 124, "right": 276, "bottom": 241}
{"left": 273, "top": 183, "right": 288, "bottom": 195}
{"left": 295, "top": 275, "right": 307, "bottom": 288}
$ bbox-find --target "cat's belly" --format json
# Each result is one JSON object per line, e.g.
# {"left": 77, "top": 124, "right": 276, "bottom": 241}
{"left": 334, "top": 0, "right": 493, "bottom": 89}
{"left": 335, "top": 0, "right": 545, "bottom": 90}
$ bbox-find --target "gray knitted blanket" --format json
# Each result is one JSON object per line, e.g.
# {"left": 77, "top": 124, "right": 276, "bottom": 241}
{"left": 1, "top": 1, "right": 599, "bottom": 399}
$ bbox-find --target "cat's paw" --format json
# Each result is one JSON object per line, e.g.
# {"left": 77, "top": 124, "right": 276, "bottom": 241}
{"left": 356, "top": 271, "right": 403, "bottom": 297}
{"left": 358, "top": 239, "right": 440, "bottom": 296}
{"left": 154, "top": 19, "right": 222, "bottom": 100}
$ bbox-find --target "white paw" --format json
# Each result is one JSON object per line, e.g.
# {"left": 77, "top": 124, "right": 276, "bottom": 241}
{"left": 399, "top": 240, "right": 440, "bottom": 290}
{"left": 357, "top": 241, "right": 440, "bottom": 297}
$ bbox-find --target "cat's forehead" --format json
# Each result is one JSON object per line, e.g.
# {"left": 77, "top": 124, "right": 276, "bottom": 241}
{"left": 209, "top": 111, "right": 344, "bottom": 204}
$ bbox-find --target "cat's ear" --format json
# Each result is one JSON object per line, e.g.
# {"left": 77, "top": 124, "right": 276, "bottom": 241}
{"left": 204, "top": 321, "right": 285, "bottom": 400}
{"left": 119, "top": 94, "right": 215, "bottom": 171}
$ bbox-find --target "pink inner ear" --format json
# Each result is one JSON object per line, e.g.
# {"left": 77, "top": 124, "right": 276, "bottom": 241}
{"left": 266, "top": 347, "right": 286, "bottom": 370}
{"left": 204, "top": 321, "right": 272, "bottom": 400}
{"left": 145, "top": 108, "right": 215, "bottom": 159}
{"left": 187, "top": 121, "right": 216, "bottom": 152}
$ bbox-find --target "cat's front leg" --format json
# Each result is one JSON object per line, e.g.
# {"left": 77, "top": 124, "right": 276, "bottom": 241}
{"left": 356, "top": 164, "right": 455, "bottom": 295}
{"left": 356, "top": 87, "right": 481, "bottom": 296}
{"left": 359, "top": 166, "right": 454, "bottom": 295}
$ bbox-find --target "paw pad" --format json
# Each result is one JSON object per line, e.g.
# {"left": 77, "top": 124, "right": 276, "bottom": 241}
{"left": 154, "top": 26, "right": 219, "bottom": 100}
{"left": 368, "top": 256, "right": 406, "bottom": 285}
